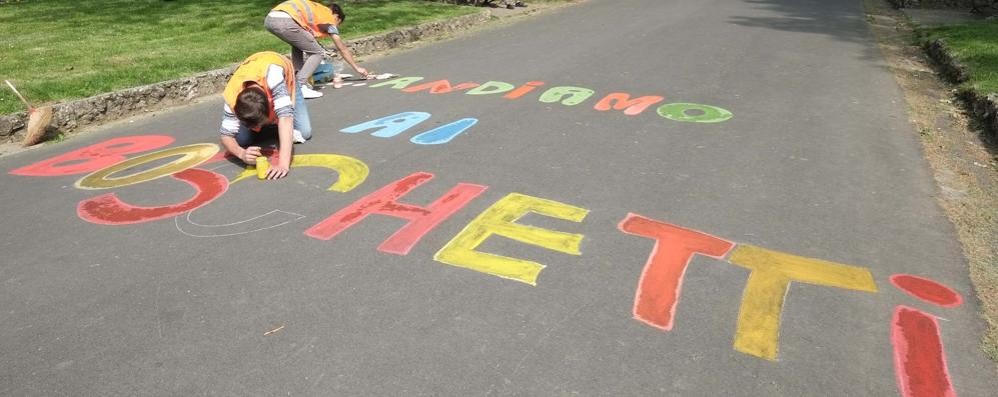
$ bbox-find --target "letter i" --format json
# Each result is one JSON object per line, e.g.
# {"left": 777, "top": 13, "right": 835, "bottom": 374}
{"left": 889, "top": 274, "right": 963, "bottom": 397}
{"left": 504, "top": 81, "right": 545, "bottom": 100}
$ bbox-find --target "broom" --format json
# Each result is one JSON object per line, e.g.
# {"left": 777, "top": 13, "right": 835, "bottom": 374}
{"left": 5, "top": 80, "right": 53, "bottom": 147}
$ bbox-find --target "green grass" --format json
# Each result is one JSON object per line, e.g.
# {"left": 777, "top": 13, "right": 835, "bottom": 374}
{"left": 0, "top": 0, "right": 478, "bottom": 115}
{"left": 923, "top": 21, "right": 998, "bottom": 95}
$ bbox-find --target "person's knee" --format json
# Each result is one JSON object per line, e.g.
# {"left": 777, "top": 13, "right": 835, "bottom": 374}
{"left": 297, "top": 122, "right": 312, "bottom": 138}
{"left": 235, "top": 133, "right": 253, "bottom": 148}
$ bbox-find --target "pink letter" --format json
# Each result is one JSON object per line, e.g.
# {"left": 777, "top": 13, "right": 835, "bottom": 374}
{"left": 594, "top": 93, "right": 664, "bottom": 116}
{"left": 10, "top": 135, "right": 174, "bottom": 176}
{"left": 305, "top": 172, "right": 487, "bottom": 255}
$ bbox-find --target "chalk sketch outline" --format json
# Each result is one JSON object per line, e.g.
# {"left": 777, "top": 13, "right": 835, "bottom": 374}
{"left": 175, "top": 209, "right": 306, "bottom": 238}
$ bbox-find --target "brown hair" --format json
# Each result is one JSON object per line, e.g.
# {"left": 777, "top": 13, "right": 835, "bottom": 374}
{"left": 234, "top": 86, "right": 270, "bottom": 129}
{"left": 328, "top": 3, "right": 345, "bottom": 22}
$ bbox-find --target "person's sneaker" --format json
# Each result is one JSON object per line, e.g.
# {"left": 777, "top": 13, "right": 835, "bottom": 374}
{"left": 301, "top": 85, "right": 323, "bottom": 99}
{"left": 292, "top": 129, "right": 307, "bottom": 144}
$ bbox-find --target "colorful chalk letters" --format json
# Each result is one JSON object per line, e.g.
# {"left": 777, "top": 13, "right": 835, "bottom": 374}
{"left": 7, "top": 135, "right": 965, "bottom": 396}
{"left": 366, "top": 76, "right": 733, "bottom": 122}
{"left": 340, "top": 112, "right": 479, "bottom": 145}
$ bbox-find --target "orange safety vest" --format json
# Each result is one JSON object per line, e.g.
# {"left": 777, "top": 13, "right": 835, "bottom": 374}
{"left": 223, "top": 52, "right": 297, "bottom": 127}
{"left": 272, "top": 0, "right": 339, "bottom": 38}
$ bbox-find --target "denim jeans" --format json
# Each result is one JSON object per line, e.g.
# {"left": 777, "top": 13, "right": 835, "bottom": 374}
{"left": 235, "top": 81, "right": 312, "bottom": 147}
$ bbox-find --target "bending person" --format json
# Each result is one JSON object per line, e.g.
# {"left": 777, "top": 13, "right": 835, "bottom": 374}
{"left": 266, "top": 1, "right": 371, "bottom": 98}
{"left": 219, "top": 51, "right": 311, "bottom": 180}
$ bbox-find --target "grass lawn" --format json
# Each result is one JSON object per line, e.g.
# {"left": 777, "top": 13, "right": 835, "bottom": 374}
{"left": 0, "top": 0, "right": 479, "bottom": 115}
{"left": 922, "top": 21, "right": 998, "bottom": 95}
{"left": 920, "top": 19, "right": 998, "bottom": 364}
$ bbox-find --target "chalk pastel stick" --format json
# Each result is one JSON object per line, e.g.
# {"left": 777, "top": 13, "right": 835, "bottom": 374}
{"left": 256, "top": 157, "right": 270, "bottom": 180}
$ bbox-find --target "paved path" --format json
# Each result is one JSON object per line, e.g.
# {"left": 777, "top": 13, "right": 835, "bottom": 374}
{"left": 1, "top": 0, "right": 995, "bottom": 395}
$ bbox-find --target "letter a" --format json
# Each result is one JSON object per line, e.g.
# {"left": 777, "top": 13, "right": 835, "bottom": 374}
{"left": 340, "top": 112, "right": 431, "bottom": 138}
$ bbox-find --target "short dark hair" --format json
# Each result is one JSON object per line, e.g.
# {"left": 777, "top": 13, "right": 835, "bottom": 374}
{"left": 234, "top": 86, "right": 270, "bottom": 129}
{"left": 328, "top": 3, "right": 345, "bottom": 22}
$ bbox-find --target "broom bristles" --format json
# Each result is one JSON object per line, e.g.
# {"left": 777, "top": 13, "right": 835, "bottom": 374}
{"left": 21, "top": 107, "right": 52, "bottom": 147}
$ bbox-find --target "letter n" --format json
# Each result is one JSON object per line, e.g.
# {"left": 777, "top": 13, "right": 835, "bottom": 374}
{"left": 402, "top": 80, "right": 480, "bottom": 94}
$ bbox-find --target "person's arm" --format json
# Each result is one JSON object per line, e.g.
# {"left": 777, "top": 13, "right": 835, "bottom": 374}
{"left": 330, "top": 34, "right": 369, "bottom": 77}
{"left": 263, "top": 65, "right": 294, "bottom": 179}
{"left": 220, "top": 135, "right": 262, "bottom": 165}
{"left": 268, "top": 116, "right": 293, "bottom": 180}
{"left": 219, "top": 108, "right": 262, "bottom": 164}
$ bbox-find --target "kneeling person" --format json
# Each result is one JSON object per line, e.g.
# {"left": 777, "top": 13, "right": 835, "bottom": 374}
{"left": 220, "top": 51, "right": 311, "bottom": 180}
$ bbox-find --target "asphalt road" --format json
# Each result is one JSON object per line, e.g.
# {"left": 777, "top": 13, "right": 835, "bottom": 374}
{"left": 2, "top": 0, "right": 996, "bottom": 395}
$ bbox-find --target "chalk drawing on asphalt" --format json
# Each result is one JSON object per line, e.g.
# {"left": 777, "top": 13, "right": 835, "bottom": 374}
{"left": 174, "top": 209, "right": 306, "bottom": 238}
{"left": 890, "top": 275, "right": 963, "bottom": 397}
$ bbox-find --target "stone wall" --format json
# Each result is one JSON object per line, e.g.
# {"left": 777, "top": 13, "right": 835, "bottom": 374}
{"left": 925, "top": 38, "right": 998, "bottom": 140}
{"left": 0, "top": 10, "right": 490, "bottom": 144}
{"left": 889, "top": 0, "right": 997, "bottom": 12}
{"left": 958, "top": 90, "right": 998, "bottom": 140}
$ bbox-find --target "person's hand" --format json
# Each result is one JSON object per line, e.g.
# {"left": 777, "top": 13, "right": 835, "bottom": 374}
{"left": 241, "top": 146, "right": 262, "bottom": 164}
{"left": 355, "top": 66, "right": 370, "bottom": 78}
{"left": 266, "top": 165, "right": 289, "bottom": 180}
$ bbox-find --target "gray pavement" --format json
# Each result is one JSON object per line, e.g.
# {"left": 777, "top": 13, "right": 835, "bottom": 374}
{"left": 1, "top": 0, "right": 996, "bottom": 395}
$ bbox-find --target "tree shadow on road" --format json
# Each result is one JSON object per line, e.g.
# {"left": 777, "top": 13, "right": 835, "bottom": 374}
{"left": 728, "top": 0, "right": 887, "bottom": 63}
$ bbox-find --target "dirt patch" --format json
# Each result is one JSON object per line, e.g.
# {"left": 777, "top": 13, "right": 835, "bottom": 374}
{"left": 864, "top": 0, "right": 998, "bottom": 368}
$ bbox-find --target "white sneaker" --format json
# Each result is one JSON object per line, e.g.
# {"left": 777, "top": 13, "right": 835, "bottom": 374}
{"left": 301, "top": 85, "right": 323, "bottom": 99}
{"left": 293, "top": 129, "right": 307, "bottom": 144}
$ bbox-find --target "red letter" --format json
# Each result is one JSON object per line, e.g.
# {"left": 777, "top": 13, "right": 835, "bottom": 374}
{"left": 594, "top": 93, "right": 665, "bottom": 116}
{"left": 892, "top": 306, "right": 957, "bottom": 397}
{"left": 77, "top": 168, "right": 228, "bottom": 225}
{"left": 10, "top": 135, "right": 174, "bottom": 176}
{"left": 305, "top": 172, "right": 487, "bottom": 255}
{"left": 890, "top": 275, "right": 962, "bottom": 397}
{"left": 890, "top": 274, "right": 963, "bottom": 308}
{"left": 619, "top": 213, "right": 734, "bottom": 331}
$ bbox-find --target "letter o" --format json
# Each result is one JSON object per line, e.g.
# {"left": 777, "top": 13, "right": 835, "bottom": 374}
{"left": 657, "top": 103, "right": 733, "bottom": 123}
{"left": 76, "top": 143, "right": 219, "bottom": 190}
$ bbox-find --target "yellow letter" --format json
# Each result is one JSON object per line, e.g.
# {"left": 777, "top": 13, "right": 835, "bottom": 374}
{"left": 232, "top": 154, "right": 369, "bottom": 192}
{"left": 727, "top": 245, "right": 877, "bottom": 361}
{"left": 434, "top": 193, "right": 588, "bottom": 285}
{"left": 76, "top": 143, "right": 218, "bottom": 189}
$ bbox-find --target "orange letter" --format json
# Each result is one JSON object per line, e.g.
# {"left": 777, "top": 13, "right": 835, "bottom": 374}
{"left": 619, "top": 213, "right": 734, "bottom": 331}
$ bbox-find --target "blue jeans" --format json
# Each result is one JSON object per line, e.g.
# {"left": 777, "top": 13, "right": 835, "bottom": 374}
{"left": 235, "top": 82, "right": 312, "bottom": 147}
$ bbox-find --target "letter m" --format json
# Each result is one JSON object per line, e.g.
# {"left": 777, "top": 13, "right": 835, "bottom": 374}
{"left": 594, "top": 93, "right": 664, "bottom": 116}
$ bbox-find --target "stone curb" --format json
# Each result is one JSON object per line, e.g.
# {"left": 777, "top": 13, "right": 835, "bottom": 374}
{"left": 921, "top": 38, "right": 998, "bottom": 140}
{"left": 0, "top": 10, "right": 491, "bottom": 144}
{"left": 924, "top": 38, "right": 970, "bottom": 83}
{"left": 888, "top": 0, "right": 996, "bottom": 12}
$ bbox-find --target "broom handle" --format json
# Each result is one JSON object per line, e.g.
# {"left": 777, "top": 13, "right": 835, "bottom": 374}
{"left": 4, "top": 80, "right": 33, "bottom": 109}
